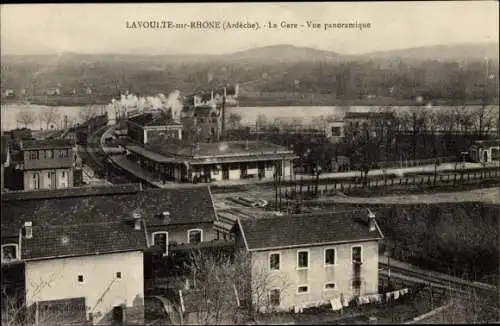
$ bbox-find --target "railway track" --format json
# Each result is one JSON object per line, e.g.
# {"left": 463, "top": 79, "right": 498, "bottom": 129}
{"left": 379, "top": 262, "right": 497, "bottom": 298}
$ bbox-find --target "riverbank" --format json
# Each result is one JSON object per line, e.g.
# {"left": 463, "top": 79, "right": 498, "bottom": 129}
{"left": 3, "top": 94, "right": 499, "bottom": 108}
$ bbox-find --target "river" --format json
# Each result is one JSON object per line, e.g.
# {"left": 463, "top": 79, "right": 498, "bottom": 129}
{"left": 1, "top": 103, "right": 497, "bottom": 131}
{"left": 1, "top": 104, "right": 105, "bottom": 131}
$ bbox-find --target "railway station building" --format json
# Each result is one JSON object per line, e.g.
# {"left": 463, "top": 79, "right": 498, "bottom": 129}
{"left": 121, "top": 139, "right": 298, "bottom": 183}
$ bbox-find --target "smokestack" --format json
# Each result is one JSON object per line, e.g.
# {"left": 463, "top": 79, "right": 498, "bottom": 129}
{"left": 367, "top": 209, "right": 376, "bottom": 232}
{"left": 221, "top": 90, "right": 226, "bottom": 142}
{"left": 24, "top": 221, "right": 33, "bottom": 239}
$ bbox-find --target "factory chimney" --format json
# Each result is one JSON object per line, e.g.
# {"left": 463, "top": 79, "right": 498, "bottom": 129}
{"left": 221, "top": 87, "right": 226, "bottom": 142}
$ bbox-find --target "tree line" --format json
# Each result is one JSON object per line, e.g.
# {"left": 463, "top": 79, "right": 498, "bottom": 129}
{"left": 2, "top": 59, "right": 498, "bottom": 105}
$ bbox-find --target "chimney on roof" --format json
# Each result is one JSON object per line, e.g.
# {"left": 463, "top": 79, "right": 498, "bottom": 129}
{"left": 367, "top": 209, "right": 376, "bottom": 232}
{"left": 133, "top": 210, "right": 142, "bottom": 230}
{"left": 24, "top": 221, "right": 33, "bottom": 239}
{"left": 162, "top": 211, "right": 171, "bottom": 223}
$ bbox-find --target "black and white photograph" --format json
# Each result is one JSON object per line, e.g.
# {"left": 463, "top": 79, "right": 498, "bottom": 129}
{"left": 1, "top": 2, "right": 499, "bottom": 325}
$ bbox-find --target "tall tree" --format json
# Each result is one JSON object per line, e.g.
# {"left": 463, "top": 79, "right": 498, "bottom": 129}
{"left": 15, "top": 110, "right": 35, "bottom": 129}
{"left": 38, "top": 107, "right": 61, "bottom": 130}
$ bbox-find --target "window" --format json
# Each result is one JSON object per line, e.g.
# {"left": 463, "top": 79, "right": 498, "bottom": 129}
{"left": 46, "top": 150, "right": 53, "bottom": 159}
{"left": 152, "top": 231, "right": 169, "bottom": 256}
{"left": 352, "top": 278, "right": 362, "bottom": 290}
{"left": 188, "top": 229, "right": 203, "bottom": 244}
{"left": 29, "top": 151, "right": 39, "bottom": 160}
{"left": 269, "top": 253, "right": 280, "bottom": 271}
{"left": 331, "top": 126, "right": 341, "bottom": 137}
{"left": 77, "top": 275, "right": 84, "bottom": 283}
{"left": 58, "top": 149, "right": 69, "bottom": 158}
{"left": 269, "top": 289, "right": 280, "bottom": 306}
{"left": 297, "top": 285, "right": 309, "bottom": 294}
{"left": 62, "top": 171, "right": 66, "bottom": 178}
{"left": 1, "top": 244, "right": 19, "bottom": 263}
{"left": 352, "top": 246, "right": 363, "bottom": 264}
{"left": 116, "top": 272, "right": 122, "bottom": 279}
{"left": 324, "top": 282, "right": 336, "bottom": 290}
{"left": 324, "top": 248, "right": 336, "bottom": 266}
{"left": 297, "top": 250, "right": 309, "bottom": 269}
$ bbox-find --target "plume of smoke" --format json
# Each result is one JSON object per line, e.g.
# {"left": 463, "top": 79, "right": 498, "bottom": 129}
{"left": 110, "top": 90, "right": 183, "bottom": 122}
{"left": 166, "top": 90, "right": 183, "bottom": 122}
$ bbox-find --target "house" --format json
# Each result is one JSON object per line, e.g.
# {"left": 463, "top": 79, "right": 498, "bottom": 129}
{"left": 46, "top": 88, "right": 61, "bottom": 96}
{"left": 122, "top": 139, "right": 297, "bottom": 183}
{"left": 4, "top": 89, "right": 15, "bottom": 97}
{"left": 1, "top": 184, "right": 229, "bottom": 258}
{"left": 181, "top": 104, "right": 222, "bottom": 143}
{"left": 17, "top": 139, "right": 76, "bottom": 191}
{"left": 469, "top": 139, "right": 499, "bottom": 164}
{"left": 234, "top": 209, "right": 384, "bottom": 313}
{"left": 126, "top": 112, "right": 183, "bottom": 144}
{"left": 21, "top": 221, "right": 146, "bottom": 325}
{"left": 1, "top": 184, "right": 229, "bottom": 324}
{"left": 343, "top": 111, "right": 395, "bottom": 139}
{"left": 325, "top": 120, "right": 345, "bottom": 143}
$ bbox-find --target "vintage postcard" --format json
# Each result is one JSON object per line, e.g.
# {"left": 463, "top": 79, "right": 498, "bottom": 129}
{"left": 1, "top": 2, "right": 499, "bottom": 325}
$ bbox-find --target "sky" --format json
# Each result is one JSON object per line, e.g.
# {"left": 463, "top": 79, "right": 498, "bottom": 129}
{"left": 1, "top": 2, "right": 499, "bottom": 55}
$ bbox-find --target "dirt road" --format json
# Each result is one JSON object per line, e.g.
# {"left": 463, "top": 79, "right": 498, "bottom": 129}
{"left": 213, "top": 187, "right": 500, "bottom": 205}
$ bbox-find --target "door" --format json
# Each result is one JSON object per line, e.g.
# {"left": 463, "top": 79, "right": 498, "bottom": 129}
{"left": 31, "top": 172, "right": 40, "bottom": 190}
{"left": 258, "top": 162, "right": 265, "bottom": 179}
{"left": 203, "top": 167, "right": 211, "bottom": 183}
{"left": 112, "top": 305, "right": 124, "bottom": 326}
{"left": 222, "top": 167, "right": 229, "bottom": 180}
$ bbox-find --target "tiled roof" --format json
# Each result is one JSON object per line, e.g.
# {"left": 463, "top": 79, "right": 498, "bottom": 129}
{"left": 128, "top": 112, "right": 180, "bottom": 127}
{"left": 22, "top": 159, "right": 74, "bottom": 170}
{"left": 21, "top": 221, "right": 147, "bottom": 260}
{"left": 21, "top": 139, "right": 74, "bottom": 150}
{"left": 2, "top": 186, "right": 217, "bottom": 239}
{"left": 238, "top": 210, "right": 384, "bottom": 251}
{"left": 1, "top": 183, "right": 142, "bottom": 201}
{"left": 145, "top": 140, "right": 295, "bottom": 159}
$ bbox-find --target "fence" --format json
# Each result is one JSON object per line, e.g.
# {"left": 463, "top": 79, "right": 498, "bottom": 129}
{"left": 281, "top": 168, "right": 500, "bottom": 199}
{"left": 377, "top": 157, "right": 457, "bottom": 169}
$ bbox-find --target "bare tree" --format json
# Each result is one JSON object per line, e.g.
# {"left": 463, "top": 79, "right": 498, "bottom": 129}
{"left": 471, "top": 105, "right": 498, "bottom": 137}
{"left": 256, "top": 114, "right": 268, "bottom": 131}
{"left": 227, "top": 112, "right": 243, "bottom": 130}
{"left": 38, "top": 107, "right": 61, "bottom": 130}
{"left": 185, "top": 249, "right": 243, "bottom": 325}
{"left": 185, "top": 249, "right": 292, "bottom": 324}
{"left": 16, "top": 110, "right": 36, "bottom": 129}
{"left": 2, "top": 270, "right": 68, "bottom": 326}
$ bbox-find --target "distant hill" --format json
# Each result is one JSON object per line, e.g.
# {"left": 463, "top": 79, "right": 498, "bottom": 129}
{"left": 2, "top": 42, "right": 498, "bottom": 65}
{"left": 361, "top": 43, "right": 499, "bottom": 62}
{"left": 223, "top": 44, "right": 343, "bottom": 63}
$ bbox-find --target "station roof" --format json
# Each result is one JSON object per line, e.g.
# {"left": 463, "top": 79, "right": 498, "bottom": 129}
{"left": 124, "top": 140, "right": 298, "bottom": 164}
